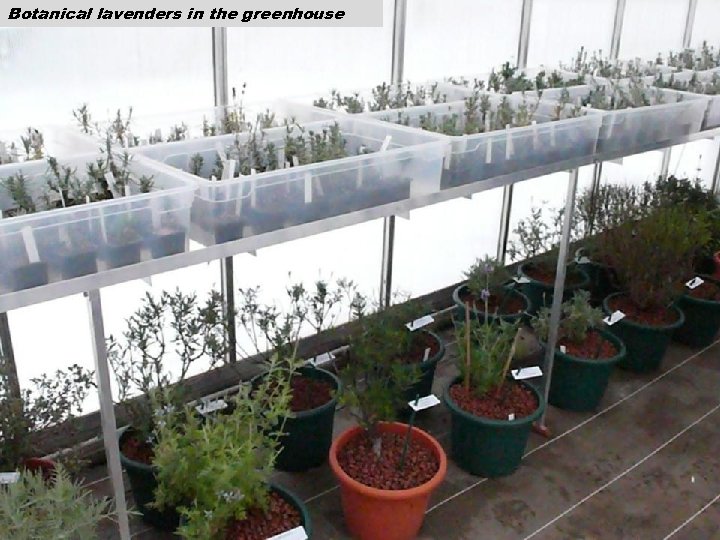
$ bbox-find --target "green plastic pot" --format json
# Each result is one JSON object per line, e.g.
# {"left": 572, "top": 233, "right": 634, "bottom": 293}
{"left": 402, "top": 330, "right": 445, "bottom": 404}
{"left": 518, "top": 262, "right": 591, "bottom": 315}
{"left": 675, "top": 276, "right": 720, "bottom": 348}
{"left": 451, "top": 284, "right": 530, "bottom": 325}
{"left": 256, "top": 366, "right": 340, "bottom": 472}
{"left": 178, "top": 483, "right": 312, "bottom": 538}
{"left": 575, "top": 251, "right": 618, "bottom": 306}
{"left": 119, "top": 428, "right": 180, "bottom": 531}
{"left": 443, "top": 377, "right": 545, "bottom": 478}
{"left": 602, "top": 293, "right": 685, "bottom": 373}
{"left": 547, "top": 329, "right": 626, "bottom": 412}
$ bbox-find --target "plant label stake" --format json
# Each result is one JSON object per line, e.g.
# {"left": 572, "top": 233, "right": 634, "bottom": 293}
{"left": 0, "top": 142, "right": 8, "bottom": 161}
{"left": 0, "top": 472, "right": 20, "bottom": 485}
{"left": 686, "top": 277, "right": 704, "bottom": 290}
{"left": 380, "top": 135, "right": 392, "bottom": 152}
{"left": 559, "top": 345, "right": 567, "bottom": 354}
{"left": 408, "top": 394, "right": 440, "bottom": 412}
{"left": 58, "top": 187, "right": 67, "bottom": 208}
{"left": 443, "top": 142, "right": 453, "bottom": 170}
{"left": 603, "top": 310, "right": 625, "bottom": 326}
{"left": 423, "top": 347, "right": 430, "bottom": 362}
{"left": 498, "top": 328, "right": 522, "bottom": 396}
{"left": 511, "top": 366, "right": 543, "bottom": 380}
{"left": 485, "top": 117, "right": 493, "bottom": 164}
{"left": 195, "top": 398, "right": 228, "bottom": 416}
{"left": 124, "top": 184, "right": 131, "bottom": 198}
{"left": 105, "top": 171, "right": 116, "bottom": 192}
{"left": 406, "top": 314, "right": 434, "bottom": 331}
{"left": 215, "top": 143, "right": 226, "bottom": 163}
{"left": 309, "top": 351, "right": 334, "bottom": 367}
{"left": 508, "top": 413, "right": 515, "bottom": 421}
{"left": 20, "top": 226, "right": 40, "bottom": 264}
{"left": 250, "top": 169, "right": 257, "bottom": 209}
{"left": 304, "top": 172, "right": 313, "bottom": 204}
{"left": 221, "top": 159, "right": 236, "bottom": 180}
{"left": 550, "top": 121, "right": 556, "bottom": 147}
{"left": 277, "top": 147, "right": 285, "bottom": 166}
{"left": 505, "top": 124, "right": 513, "bottom": 159}
{"left": 267, "top": 525, "right": 308, "bottom": 540}
{"left": 531, "top": 120, "right": 539, "bottom": 149}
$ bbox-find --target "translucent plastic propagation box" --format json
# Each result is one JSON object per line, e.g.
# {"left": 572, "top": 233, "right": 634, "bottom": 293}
{"left": 0, "top": 125, "right": 98, "bottom": 165}
{"left": 539, "top": 84, "right": 709, "bottom": 155}
{"left": 73, "top": 101, "right": 336, "bottom": 150}
{"left": 133, "top": 116, "right": 448, "bottom": 246}
{"left": 0, "top": 154, "right": 195, "bottom": 293}
{"left": 653, "top": 70, "right": 720, "bottom": 129}
{"left": 363, "top": 94, "right": 603, "bottom": 191}
{"left": 441, "top": 67, "right": 587, "bottom": 94}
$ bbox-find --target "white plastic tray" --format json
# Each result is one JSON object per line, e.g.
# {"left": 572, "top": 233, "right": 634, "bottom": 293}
{"left": 132, "top": 116, "right": 448, "bottom": 246}
{"left": 0, "top": 153, "right": 195, "bottom": 292}
{"left": 0, "top": 125, "right": 98, "bottom": 165}
{"left": 653, "top": 70, "right": 720, "bottom": 129}
{"left": 363, "top": 93, "right": 603, "bottom": 190}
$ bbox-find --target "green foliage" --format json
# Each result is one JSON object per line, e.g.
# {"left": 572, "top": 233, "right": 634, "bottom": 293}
{"left": 583, "top": 79, "right": 661, "bottom": 111}
{"left": 153, "top": 350, "right": 296, "bottom": 539}
{"left": 107, "top": 289, "right": 228, "bottom": 442}
{"left": 0, "top": 360, "right": 95, "bottom": 471}
{"left": 532, "top": 291, "right": 603, "bottom": 344}
{"left": 0, "top": 467, "right": 112, "bottom": 540}
{"left": 464, "top": 256, "right": 511, "bottom": 299}
{"left": 313, "top": 82, "right": 448, "bottom": 112}
{"left": 598, "top": 206, "right": 711, "bottom": 310}
{"left": 456, "top": 318, "right": 519, "bottom": 397}
{"left": 508, "top": 204, "right": 577, "bottom": 269}
{"left": 654, "top": 72, "right": 720, "bottom": 95}
{"left": 664, "top": 42, "right": 720, "bottom": 71}
{"left": 72, "top": 103, "right": 96, "bottom": 135}
{"left": 1, "top": 172, "right": 36, "bottom": 214}
{"left": 339, "top": 296, "right": 425, "bottom": 438}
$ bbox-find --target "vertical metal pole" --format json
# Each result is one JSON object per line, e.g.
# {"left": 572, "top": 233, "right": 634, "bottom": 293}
{"left": 683, "top": 0, "right": 698, "bottom": 49}
{"left": 537, "top": 169, "right": 580, "bottom": 431}
{"left": 0, "top": 313, "right": 21, "bottom": 402}
{"left": 379, "top": 0, "right": 407, "bottom": 308}
{"left": 85, "top": 290, "right": 130, "bottom": 540}
{"left": 496, "top": 0, "right": 533, "bottom": 264}
{"left": 659, "top": 148, "right": 672, "bottom": 179}
{"left": 712, "top": 140, "right": 720, "bottom": 195}
{"left": 609, "top": 0, "right": 627, "bottom": 60}
{"left": 212, "top": 28, "right": 237, "bottom": 363}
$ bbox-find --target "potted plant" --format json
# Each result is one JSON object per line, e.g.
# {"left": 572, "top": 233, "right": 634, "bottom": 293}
{"left": 329, "top": 298, "right": 447, "bottom": 540}
{"left": 108, "top": 289, "right": 228, "bottom": 530}
{"left": 508, "top": 205, "right": 590, "bottom": 315}
{"left": 443, "top": 303, "right": 544, "bottom": 477}
{"left": 152, "top": 352, "right": 311, "bottom": 539}
{"left": 532, "top": 291, "right": 626, "bottom": 412}
{"left": 597, "top": 205, "right": 710, "bottom": 372}
{"left": 675, "top": 275, "right": 720, "bottom": 348}
{"left": 237, "top": 278, "right": 347, "bottom": 473}
{"left": 0, "top": 466, "right": 111, "bottom": 538}
{"left": 452, "top": 256, "right": 530, "bottom": 324}
{"left": 0, "top": 359, "right": 95, "bottom": 479}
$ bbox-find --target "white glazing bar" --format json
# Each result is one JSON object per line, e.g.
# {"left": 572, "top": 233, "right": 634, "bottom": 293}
{"left": 538, "top": 169, "right": 580, "bottom": 430}
{"left": 517, "top": 0, "right": 533, "bottom": 69}
{"left": 85, "top": 290, "right": 130, "bottom": 540}
{"left": 380, "top": 0, "right": 407, "bottom": 308}
{"left": 712, "top": 140, "right": 720, "bottom": 195}
{"left": 683, "top": 0, "right": 698, "bottom": 49}
{"left": 0, "top": 313, "right": 21, "bottom": 403}
{"left": 660, "top": 148, "right": 672, "bottom": 179}
{"left": 610, "top": 0, "right": 627, "bottom": 60}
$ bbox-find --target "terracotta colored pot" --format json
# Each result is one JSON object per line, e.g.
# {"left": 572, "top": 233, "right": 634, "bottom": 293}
{"left": 714, "top": 251, "right": 720, "bottom": 280}
{"left": 328, "top": 423, "right": 447, "bottom": 540}
{"left": 22, "top": 457, "right": 57, "bottom": 483}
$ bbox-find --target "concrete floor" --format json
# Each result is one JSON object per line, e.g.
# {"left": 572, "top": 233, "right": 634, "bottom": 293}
{"left": 92, "top": 331, "right": 720, "bottom": 540}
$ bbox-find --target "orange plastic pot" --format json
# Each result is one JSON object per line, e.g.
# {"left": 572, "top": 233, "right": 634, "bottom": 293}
{"left": 328, "top": 422, "right": 447, "bottom": 540}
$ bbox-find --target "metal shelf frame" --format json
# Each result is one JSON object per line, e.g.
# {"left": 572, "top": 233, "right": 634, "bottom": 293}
{"left": 0, "top": 2, "right": 712, "bottom": 538}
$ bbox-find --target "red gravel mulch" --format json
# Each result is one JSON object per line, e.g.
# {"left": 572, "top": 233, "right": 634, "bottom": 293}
{"left": 290, "top": 375, "right": 333, "bottom": 413}
{"left": 225, "top": 491, "right": 302, "bottom": 540}
{"left": 121, "top": 436, "right": 154, "bottom": 465}
{"left": 688, "top": 280, "right": 720, "bottom": 301}
{"left": 395, "top": 331, "right": 440, "bottom": 365}
{"left": 337, "top": 431, "right": 440, "bottom": 490}
{"left": 523, "top": 265, "right": 584, "bottom": 286}
{"left": 459, "top": 289, "right": 526, "bottom": 315}
{"left": 609, "top": 295, "right": 679, "bottom": 326}
{"left": 559, "top": 330, "right": 618, "bottom": 360}
{"left": 449, "top": 381, "right": 538, "bottom": 421}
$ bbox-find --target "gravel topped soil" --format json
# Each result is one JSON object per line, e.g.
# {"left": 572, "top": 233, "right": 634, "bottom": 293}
{"left": 121, "top": 435, "right": 154, "bottom": 465}
{"left": 225, "top": 491, "right": 302, "bottom": 540}
{"left": 459, "top": 289, "right": 526, "bottom": 315}
{"left": 523, "top": 264, "right": 585, "bottom": 286}
{"left": 688, "top": 280, "right": 720, "bottom": 301}
{"left": 449, "top": 381, "right": 538, "bottom": 421}
{"left": 609, "top": 295, "right": 679, "bottom": 326}
{"left": 337, "top": 431, "right": 440, "bottom": 490}
{"left": 290, "top": 374, "right": 334, "bottom": 412}
{"left": 559, "top": 329, "right": 619, "bottom": 360}
{"left": 396, "top": 331, "right": 441, "bottom": 365}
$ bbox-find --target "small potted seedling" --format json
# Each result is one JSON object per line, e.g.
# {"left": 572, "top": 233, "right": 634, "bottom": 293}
{"left": 452, "top": 255, "right": 530, "bottom": 324}
{"left": 508, "top": 205, "right": 590, "bottom": 315}
{"left": 109, "top": 289, "right": 228, "bottom": 530}
{"left": 329, "top": 296, "right": 447, "bottom": 540}
{"left": 532, "top": 290, "right": 626, "bottom": 411}
{"left": 443, "top": 301, "right": 544, "bottom": 477}
{"left": 0, "top": 467, "right": 111, "bottom": 538}
{"left": 152, "top": 351, "right": 312, "bottom": 539}
{"left": 597, "top": 205, "right": 710, "bottom": 371}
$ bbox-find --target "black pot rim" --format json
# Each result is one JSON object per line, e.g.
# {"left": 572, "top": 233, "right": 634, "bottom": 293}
{"left": 443, "top": 376, "right": 545, "bottom": 427}
{"left": 518, "top": 261, "right": 591, "bottom": 290}
{"left": 118, "top": 426, "right": 155, "bottom": 474}
{"left": 414, "top": 329, "right": 446, "bottom": 367}
{"left": 680, "top": 275, "right": 720, "bottom": 307}
{"left": 602, "top": 292, "right": 686, "bottom": 331}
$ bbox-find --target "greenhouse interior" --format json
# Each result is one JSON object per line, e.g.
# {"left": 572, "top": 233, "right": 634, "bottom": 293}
{"left": 2, "top": 0, "right": 720, "bottom": 538}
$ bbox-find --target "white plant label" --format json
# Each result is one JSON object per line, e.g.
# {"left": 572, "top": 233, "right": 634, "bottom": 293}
{"left": 21, "top": 226, "right": 40, "bottom": 263}
{"left": 603, "top": 310, "right": 626, "bottom": 326}
{"left": 284, "top": 161, "right": 290, "bottom": 169}
{"left": 0, "top": 472, "right": 20, "bottom": 485}
{"left": 0, "top": 142, "right": 8, "bottom": 160}
{"left": 124, "top": 184, "right": 132, "bottom": 198}
{"left": 443, "top": 143, "right": 453, "bottom": 170}
{"left": 58, "top": 188, "right": 67, "bottom": 208}
{"left": 267, "top": 526, "right": 308, "bottom": 540}
{"left": 85, "top": 195, "right": 91, "bottom": 205}
{"left": 215, "top": 143, "right": 226, "bottom": 162}
{"left": 576, "top": 256, "right": 591, "bottom": 264}
{"left": 508, "top": 413, "right": 515, "bottom": 421}
{"left": 423, "top": 347, "right": 431, "bottom": 362}
{"left": 550, "top": 123, "right": 556, "bottom": 147}
{"left": 195, "top": 399, "right": 228, "bottom": 416}
{"left": 505, "top": 125, "right": 513, "bottom": 159}
{"left": 559, "top": 345, "right": 567, "bottom": 354}
{"left": 380, "top": 135, "right": 392, "bottom": 152}
{"left": 221, "top": 159, "right": 236, "bottom": 180}
{"left": 105, "top": 171, "right": 116, "bottom": 190}
{"left": 408, "top": 394, "right": 440, "bottom": 412}
{"left": 531, "top": 120, "right": 539, "bottom": 148}
{"left": 250, "top": 170, "right": 257, "bottom": 209}
{"left": 485, "top": 117, "right": 493, "bottom": 164}
{"left": 514, "top": 276, "right": 531, "bottom": 284}
{"left": 309, "top": 351, "right": 334, "bottom": 367}
{"left": 154, "top": 129, "right": 162, "bottom": 142}
{"left": 686, "top": 277, "right": 704, "bottom": 290}
{"left": 126, "top": 131, "right": 134, "bottom": 148}
{"left": 356, "top": 164, "right": 364, "bottom": 188}
{"left": 406, "top": 314, "right": 434, "bottom": 331}
{"left": 277, "top": 147, "right": 285, "bottom": 165}
{"left": 511, "top": 366, "right": 543, "bottom": 380}
{"left": 304, "top": 172, "right": 313, "bottom": 204}
{"left": 292, "top": 156, "right": 300, "bottom": 168}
